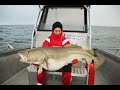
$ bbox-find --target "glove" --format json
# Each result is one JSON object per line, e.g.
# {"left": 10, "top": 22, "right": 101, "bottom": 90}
{"left": 32, "top": 63, "right": 39, "bottom": 66}
{"left": 71, "top": 59, "right": 78, "bottom": 65}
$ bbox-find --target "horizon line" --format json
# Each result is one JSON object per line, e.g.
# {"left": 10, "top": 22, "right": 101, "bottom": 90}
{"left": 0, "top": 24, "right": 120, "bottom": 28}
{"left": 0, "top": 24, "right": 34, "bottom": 25}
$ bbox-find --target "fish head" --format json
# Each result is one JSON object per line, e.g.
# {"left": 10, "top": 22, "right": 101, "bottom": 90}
{"left": 18, "top": 48, "right": 45, "bottom": 64}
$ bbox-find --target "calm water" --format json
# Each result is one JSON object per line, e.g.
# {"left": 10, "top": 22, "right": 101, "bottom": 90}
{"left": 0, "top": 25, "right": 120, "bottom": 57}
{"left": 0, "top": 25, "right": 33, "bottom": 52}
{"left": 91, "top": 26, "right": 120, "bottom": 57}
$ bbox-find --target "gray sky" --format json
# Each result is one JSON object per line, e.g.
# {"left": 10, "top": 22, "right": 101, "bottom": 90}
{"left": 0, "top": 5, "right": 39, "bottom": 25}
{"left": 0, "top": 5, "right": 120, "bottom": 27}
{"left": 90, "top": 5, "right": 120, "bottom": 27}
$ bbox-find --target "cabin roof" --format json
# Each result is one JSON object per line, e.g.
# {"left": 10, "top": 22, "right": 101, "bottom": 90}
{"left": 44, "top": 5, "right": 90, "bottom": 8}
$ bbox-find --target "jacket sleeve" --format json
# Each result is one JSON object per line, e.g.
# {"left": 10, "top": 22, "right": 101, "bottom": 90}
{"left": 63, "top": 40, "right": 70, "bottom": 46}
{"left": 42, "top": 37, "right": 51, "bottom": 47}
{"left": 62, "top": 37, "right": 70, "bottom": 46}
{"left": 42, "top": 40, "right": 50, "bottom": 48}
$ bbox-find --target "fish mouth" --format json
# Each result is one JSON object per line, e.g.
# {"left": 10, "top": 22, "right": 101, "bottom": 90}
{"left": 18, "top": 53, "right": 27, "bottom": 62}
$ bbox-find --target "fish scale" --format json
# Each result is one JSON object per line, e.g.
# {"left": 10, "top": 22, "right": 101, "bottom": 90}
{"left": 18, "top": 44, "right": 104, "bottom": 73}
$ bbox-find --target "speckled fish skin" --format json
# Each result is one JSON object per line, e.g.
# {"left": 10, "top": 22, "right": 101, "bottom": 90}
{"left": 18, "top": 44, "right": 104, "bottom": 71}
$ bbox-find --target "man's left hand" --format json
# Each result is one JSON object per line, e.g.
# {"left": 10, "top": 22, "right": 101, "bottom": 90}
{"left": 71, "top": 59, "right": 78, "bottom": 65}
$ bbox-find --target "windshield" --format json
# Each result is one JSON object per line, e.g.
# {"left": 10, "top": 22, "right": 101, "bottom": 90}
{"left": 38, "top": 7, "right": 86, "bottom": 32}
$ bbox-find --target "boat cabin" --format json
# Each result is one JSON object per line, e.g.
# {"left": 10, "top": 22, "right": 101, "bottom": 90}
{"left": 31, "top": 5, "right": 91, "bottom": 50}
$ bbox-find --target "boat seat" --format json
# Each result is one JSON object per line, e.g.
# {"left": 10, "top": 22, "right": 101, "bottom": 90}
{"left": 47, "top": 67, "right": 87, "bottom": 77}
{"left": 27, "top": 61, "right": 88, "bottom": 78}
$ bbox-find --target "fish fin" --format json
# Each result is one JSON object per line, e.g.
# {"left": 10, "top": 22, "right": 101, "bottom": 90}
{"left": 94, "top": 56, "right": 105, "bottom": 70}
{"left": 44, "top": 59, "right": 49, "bottom": 70}
{"left": 64, "top": 44, "right": 82, "bottom": 49}
{"left": 44, "top": 53, "right": 49, "bottom": 70}
{"left": 86, "top": 49, "right": 95, "bottom": 56}
{"left": 38, "top": 66, "right": 43, "bottom": 74}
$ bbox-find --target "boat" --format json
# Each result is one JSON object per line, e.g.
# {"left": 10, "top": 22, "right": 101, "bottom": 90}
{"left": 0, "top": 5, "right": 120, "bottom": 85}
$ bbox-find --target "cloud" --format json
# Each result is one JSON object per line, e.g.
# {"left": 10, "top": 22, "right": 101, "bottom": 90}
{"left": 0, "top": 5, "right": 39, "bottom": 25}
{"left": 90, "top": 5, "right": 120, "bottom": 27}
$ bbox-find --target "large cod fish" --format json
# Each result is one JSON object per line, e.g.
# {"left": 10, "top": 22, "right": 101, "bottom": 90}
{"left": 18, "top": 44, "right": 104, "bottom": 73}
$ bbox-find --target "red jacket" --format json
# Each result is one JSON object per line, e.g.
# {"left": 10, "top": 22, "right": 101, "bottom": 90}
{"left": 42, "top": 30, "right": 70, "bottom": 47}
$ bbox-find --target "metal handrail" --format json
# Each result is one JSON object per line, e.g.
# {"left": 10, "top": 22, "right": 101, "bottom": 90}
{"left": 31, "top": 5, "right": 44, "bottom": 49}
{"left": 84, "top": 5, "right": 91, "bottom": 49}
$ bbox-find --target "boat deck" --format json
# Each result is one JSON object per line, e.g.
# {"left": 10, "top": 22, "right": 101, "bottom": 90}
{"left": 1, "top": 49, "right": 120, "bottom": 85}
{"left": 1, "top": 66, "right": 108, "bottom": 85}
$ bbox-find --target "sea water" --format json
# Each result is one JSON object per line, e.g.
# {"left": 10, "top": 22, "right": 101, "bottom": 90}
{"left": 0, "top": 25, "right": 120, "bottom": 57}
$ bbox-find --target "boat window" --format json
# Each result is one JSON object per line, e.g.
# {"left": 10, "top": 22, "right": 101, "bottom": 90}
{"left": 39, "top": 7, "right": 86, "bottom": 32}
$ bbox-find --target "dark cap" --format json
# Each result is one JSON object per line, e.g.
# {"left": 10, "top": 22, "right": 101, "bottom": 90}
{"left": 52, "top": 21, "right": 63, "bottom": 30}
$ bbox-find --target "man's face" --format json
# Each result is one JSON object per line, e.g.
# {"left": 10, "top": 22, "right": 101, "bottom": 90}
{"left": 53, "top": 27, "right": 62, "bottom": 35}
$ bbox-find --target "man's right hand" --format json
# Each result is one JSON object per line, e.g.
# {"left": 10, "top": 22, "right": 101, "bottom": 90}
{"left": 71, "top": 59, "right": 78, "bottom": 65}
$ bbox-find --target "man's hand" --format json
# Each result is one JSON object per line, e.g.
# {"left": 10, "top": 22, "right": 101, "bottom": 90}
{"left": 71, "top": 59, "right": 78, "bottom": 65}
{"left": 50, "top": 45, "right": 54, "bottom": 47}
